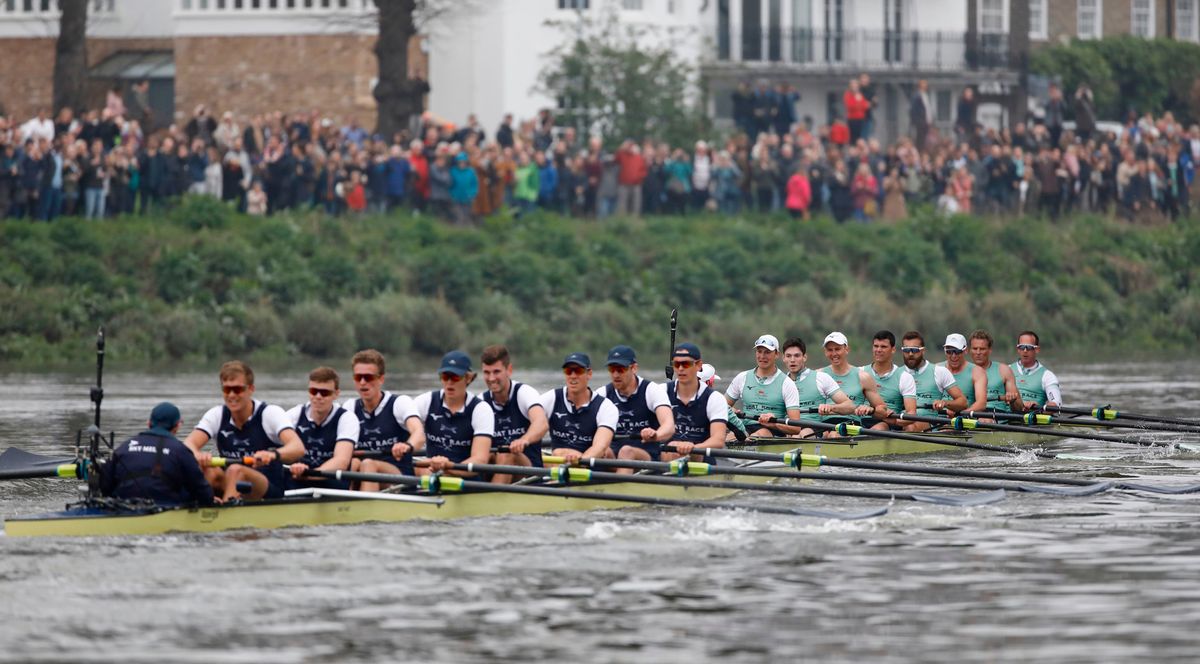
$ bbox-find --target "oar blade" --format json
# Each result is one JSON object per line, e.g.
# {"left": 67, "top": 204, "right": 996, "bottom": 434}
{"left": 0, "top": 448, "right": 75, "bottom": 473}
{"left": 774, "top": 505, "right": 890, "bottom": 520}
{"left": 1117, "top": 481, "right": 1200, "bottom": 495}
{"left": 1018, "top": 482, "right": 1113, "bottom": 496}
{"left": 910, "top": 489, "right": 1007, "bottom": 507}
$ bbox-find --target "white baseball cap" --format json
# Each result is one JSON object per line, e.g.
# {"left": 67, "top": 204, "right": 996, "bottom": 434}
{"left": 943, "top": 333, "right": 968, "bottom": 351}
{"left": 698, "top": 363, "right": 720, "bottom": 384}
{"left": 823, "top": 331, "right": 849, "bottom": 346}
{"left": 753, "top": 334, "right": 780, "bottom": 351}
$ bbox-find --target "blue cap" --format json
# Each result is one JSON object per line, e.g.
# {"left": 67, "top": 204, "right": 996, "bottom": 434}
{"left": 605, "top": 345, "right": 637, "bottom": 367}
{"left": 149, "top": 402, "right": 181, "bottom": 429}
{"left": 562, "top": 352, "right": 591, "bottom": 369}
{"left": 672, "top": 342, "right": 701, "bottom": 360}
{"left": 438, "top": 350, "right": 472, "bottom": 376}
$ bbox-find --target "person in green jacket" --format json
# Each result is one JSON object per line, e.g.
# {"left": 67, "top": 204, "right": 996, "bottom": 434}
{"left": 513, "top": 152, "right": 540, "bottom": 217}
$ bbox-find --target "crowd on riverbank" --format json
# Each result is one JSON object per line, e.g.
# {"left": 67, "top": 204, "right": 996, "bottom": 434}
{"left": 1, "top": 80, "right": 1197, "bottom": 225}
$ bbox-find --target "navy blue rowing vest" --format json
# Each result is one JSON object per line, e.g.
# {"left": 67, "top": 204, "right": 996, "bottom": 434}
{"left": 296, "top": 405, "right": 348, "bottom": 468}
{"left": 668, "top": 381, "right": 720, "bottom": 443}
{"left": 548, "top": 389, "right": 605, "bottom": 453}
{"left": 424, "top": 391, "right": 487, "bottom": 463}
{"left": 603, "top": 379, "right": 660, "bottom": 440}
{"left": 354, "top": 394, "right": 413, "bottom": 475}
{"left": 483, "top": 381, "right": 541, "bottom": 468}
{"left": 216, "top": 402, "right": 285, "bottom": 488}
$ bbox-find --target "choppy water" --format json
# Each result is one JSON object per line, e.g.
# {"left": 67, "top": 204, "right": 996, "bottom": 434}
{"left": 2, "top": 363, "right": 1200, "bottom": 662}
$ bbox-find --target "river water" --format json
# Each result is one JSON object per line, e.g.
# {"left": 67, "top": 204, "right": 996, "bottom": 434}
{"left": 1, "top": 362, "right": 1199, "bottom": 662}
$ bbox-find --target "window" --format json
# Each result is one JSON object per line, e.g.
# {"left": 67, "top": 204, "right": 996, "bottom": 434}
{"left": 1029, "top": 0, "right": 1047, "bottom": 40}
{"left": 1180, "top": 0, "right": 1199, "bottom": 42}
{"left": 978, "top": 0, "right": 1006, "bottom": 33}
{"left": 621, "top": 0, "right": 642, "bottom": 9}
{"left": 558, "top": 0, "right": 589, "bottom": 8}
{"left": 1131, "top": 0, "right": 1154, "bottom": 38}
{"left": 936, "top": 90, "right": 952, "bottom": 123}
{"left": 1077, "top": 0, "right": 1101, "bottom": 39}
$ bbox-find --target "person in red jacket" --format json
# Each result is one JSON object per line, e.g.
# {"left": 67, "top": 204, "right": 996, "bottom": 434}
{"left": 615, "top": 140, "right": 647, "bottom": 217}
{"left": 830, "top": 118, "right": 851, "bottom": 147}
{"left": 407, "top": 139, "right": 430, "bottom": 213}
{"left": 843, "top": 79, "right": 870, "bottom": 144}
{"left": 785, "top": 165, "right": 812, "bottom": 220}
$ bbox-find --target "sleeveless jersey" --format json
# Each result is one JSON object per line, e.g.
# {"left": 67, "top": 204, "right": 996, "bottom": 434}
{"left": 667, "top": 381, "right": 723, "bottom": 443}
{"left": 354, "top": 394, "right": 414, "bottom": 475}
{"left": 216, "top": 402, "right": 285, "bottom": 488}
{"left": 819, "top": 365, "right": 864, "bottom": 423}
{"left": 865, "top": 364, "right": 904, "bottom": 413}
{"left": 603, "top": 379, "right": 661, "bottom": 441}
{"left": 793, "top": 369, "right": 827, "bottom": 411}
{"left": 910, "top": 364, "right": 947, "bottom": 417}
{"left": 1011, "top": 362, "right": 1049, "bottom": 407}
{"left": 484, "top": 381, "right": 541, "bottom": 467}
{"left": 295, "top": 405, "right": 348, "bottom": 468}
{"left": 740, "top": 371, "right": 787, "bottom": 418}
{"left": 981, "top": 362, "right": 1009, "bottom": 411}
{"left": 424, "top": 391, "right": 487, "bottom": 464}
{"left": 940, "top": 362, "right": 976, "bottom": 408}
{"left": 548, "top": 389, "right": 608, "bottom": 453}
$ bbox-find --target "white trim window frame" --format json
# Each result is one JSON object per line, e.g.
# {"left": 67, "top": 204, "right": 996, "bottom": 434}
{"left": 1077, "top": 0, "right": 1102, "bottom": 40}
{"left": 1131, "top": 0, "right": 1155, "bottom": 38}
{"left": 1029, "top": 0, "right": 1048, "bottom": 40}
{"left": 977, "top": 0, "right": 1008, "bottom": 34}
{"left": 1180, "top": 0, "right": 1200, "bottom": 43}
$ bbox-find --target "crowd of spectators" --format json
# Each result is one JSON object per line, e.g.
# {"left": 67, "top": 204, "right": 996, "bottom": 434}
{"left": 1, "top": 77, "right": 1196, "bottom": 225}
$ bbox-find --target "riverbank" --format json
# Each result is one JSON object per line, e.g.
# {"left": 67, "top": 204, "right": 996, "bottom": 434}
{"left": 1, "top": 196, "right": 1196, "bottom": 369}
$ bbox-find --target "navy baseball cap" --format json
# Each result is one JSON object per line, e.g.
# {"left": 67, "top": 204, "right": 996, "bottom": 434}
{"left": 562, "top": 352, "right": 591, "bottom": 369}
{"left": 438, "top": 350, "right": 472, "bottom": 376}
{"left": 149, "top": 402, "right": 181, "bottom": 429}
{"left": 606, "top": 345, "right": 637, "bottom": 367}
{"left": 672, "top": 342, "right": 701, "bottom": 360}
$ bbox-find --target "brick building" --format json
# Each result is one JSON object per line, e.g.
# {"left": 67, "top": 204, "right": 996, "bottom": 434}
{"left": 0, "top": 0, "right": 426, "bottom": 130}
{"left": 1036, "top": 0, "right": 1199, "bottom": 43}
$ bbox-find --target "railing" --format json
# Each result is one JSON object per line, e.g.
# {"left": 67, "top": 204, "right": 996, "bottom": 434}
{"left": 712, "top": 27, "right": 1013, "bottom": 71}
{"left": 0, "top": 0, "right": 114, "bottom": 16}
{"left": 175, "top": 0, "right": 372, "bottom": 13}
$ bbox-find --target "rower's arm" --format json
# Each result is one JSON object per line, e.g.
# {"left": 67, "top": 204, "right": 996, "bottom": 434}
{"left": 183, "top": 429, "right": 210, "bottom": 454}
{"left": 585, "top": 426, "right": 614, "bottom": 459}
{"left": 1043, "top": 370, "right": 1062, "bottom": 408}
{"left": 651, "top": 404, "right": 676, "bottom": 443}
{"left": 700, "top": 421, "right": 728, "bottom": 449}
{"left": 859, "top": 372, "right": 884, "bottom": 416}
{"left": 317, "top": 440, "right": 355, "bottom": 473}
{"left": 829, "top": 391, "right": 856, "bottom": 415}
{"left": 276, "top": 428, "right": 306, "bottom": 463}
{"left": 404, "top": 415, "right": 426, "bottom": 453}
{"left": 940, "top": 385, "right": 969, "bottom": 413}
{"left": 969, "top": 366, "right": 989, "bottom": 412}
{"left": 999, "top": 364, "right": 1024, "bottom": 412}
{"left": 518, "top": 404, "right": 549, "bottom": 449}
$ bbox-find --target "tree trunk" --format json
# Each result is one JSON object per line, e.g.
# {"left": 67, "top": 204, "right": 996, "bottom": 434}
{"left": 53, "top": 0, "right": 89, "bottom": 113}
{"left": 373, "top": 0, "right": 427, "bottom": 139}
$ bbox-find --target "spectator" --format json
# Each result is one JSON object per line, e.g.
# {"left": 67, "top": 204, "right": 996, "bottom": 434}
{"left": 20, "top": 109, "right": 53, "bottom": 145}
{"left": 732, "top": 82, "right": 754, "bottom": 137}
{"left": 428, "top": 152, "right": 452, "bottom": 219}
{"left": 1045, "top": 84, "right": 1065, "bottom": 148}
{"left": 784, "top": 164, "right": 811, "bottom": 220}
{"left": 774, "top": 83, "right": 799, "bottom": 136}
{"left": 949, "top": 164, "right": 973, "bottom": 215}
{"left": 37, "top": 136, "right": 64, "bottom": 221}
{"left": 246, "top": 180, "right": 267, "bottom": 216}
{"left": 858, "top": 73, "right": 876, "bottom": 140}
{"left": 955, "top": 87, "right": 976, "bottom": 142}
{"left": 910, "top": 80, "right": 933, "bottom": 152}
{"left": 214, "top": 111, "right": 240, "bottom": 152}
{"left": 1074, "top": 86, "right": 1096, "bottom": 144}
{"left": 535, "top": 151, "right": 558, "bottom": 211}
{"left": 81, "top": 140, "right": 107, "bottom": 219}
{"left": 344, "top": 170, "right": 367, "bottom": 214}
{"left": 513, "top": 151, "right": 539, "bottom": 217}
{"left": 844, "top": 79, "right": 870, "bottom": 143}
{"left": 750, "top": 149, "right": 778, "bottom": 213}
{"left": 449, "top": 152, "right": 479, "bottom": 225}
{"left": 881, "top": 167, "right": 907, "bottom": 221}
{"left": 384, "top": 144, "right": 410, "bottom": 211}
{"left": 185, "top": 105, "right": 217, "bottom": 147}
{"left": 663, "top": 148, "right": 691, "bottom": 215}
{"left": 495, "top": 113, "right": 514, "bottom": 149}
{"left": 691, "top": 141, "right": 712, "bottom": 211}
{"left": 851, "top": 162, "right": 878, "bottom": 222}
{"left": 711, "top": 150, "right": 742, "bottom": 215}
{"left": 615, "top": 140, "right": 647, "bottom": 217}
{"left": 341, "top": 116, "right": 368, "bottom": 149}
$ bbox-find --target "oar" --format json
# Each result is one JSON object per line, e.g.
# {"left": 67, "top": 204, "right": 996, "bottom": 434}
{"left": 0, "top": 450, "right": 253, "bottom": 481}
{"left": 667, "top": 446, "right": 1200, "bottom": 495}
{"left": 664, "top": 307, "right": 678, "bottom": 380}
{"left": 893, "top": 412, "right": 1176, "bottom": 449}
{"left": 932, "top": 405, "right": 1200, "bottom": 435}
{"left": 451, "top": 460, "right": 1007, "bottom": 507}
{"left": 1041, "top": 404, "right": 1200, "bottom": 429}
{"left": 301, "top": 467, "right": 887, "bottom": 520}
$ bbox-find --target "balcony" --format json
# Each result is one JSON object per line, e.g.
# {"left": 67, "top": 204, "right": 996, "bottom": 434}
{"left": 709, "top": 27, "right": 1014, "bottom": 73}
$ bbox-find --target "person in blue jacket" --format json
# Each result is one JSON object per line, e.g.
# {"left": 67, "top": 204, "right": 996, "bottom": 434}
{"left": 101, "top": 402, "right": 215, "bottom": 506}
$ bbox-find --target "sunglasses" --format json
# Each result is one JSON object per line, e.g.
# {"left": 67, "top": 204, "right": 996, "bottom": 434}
{"left": 944, "top": 348, "right": 964, "bottom": 355}
{"left": 353, "top": 373, "right": 380, "bottom": 383}
{"left": 900, "top": 346, "right": 924, "bottom": 354}
{"left": 1016, "top": 344, "right": 1039, "bottom": 351}
{"left": 607, "top": 365, "right": 629, "bottom": 374}
{"left": 563, "top": 366, "right": 587, "bottom": 377}
{"left": 222, "top": 384, "right": 248, "bottom": 395}
{"left": 308, "top": 387, "right": 335, "bottom": 397}
{"left": 672, "top": 360, "right": 697, "bottom": 370}
{"left": 440, "top": 372, "right": 464, "bottom": 383}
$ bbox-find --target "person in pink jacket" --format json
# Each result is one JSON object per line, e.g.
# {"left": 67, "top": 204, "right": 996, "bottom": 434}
{"left": 785, "top": 166, "right": 812, "bottom": 219}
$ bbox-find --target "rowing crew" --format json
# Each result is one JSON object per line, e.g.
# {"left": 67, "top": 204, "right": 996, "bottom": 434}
{"left": 102, "top": 343, "right": 729, "bottom": 506}
{"left": 724, "top": 328, "right": 1061, "bottom": 438}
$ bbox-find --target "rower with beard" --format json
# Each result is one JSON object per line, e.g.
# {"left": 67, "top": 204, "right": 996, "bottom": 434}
{"left": 184, "top": 361, "right": 306, "bottom": 502}
{"left": 344, "top": 349, "right": 426, "bottom": 492}
{"left": 781, "top": 336, "right": 855, "bottom": 438}
{"left": 1011, "top": 330, "right": 1063, "bottom": 410}
{"left": 600, "top": 345, "right": 675, "bottom": 468}
{"left": 861, "top": 330, "right": 917, "bottom": 430}
{"left": 480, "top": 344, "right": 548, "bottom": 484}
{"left": 724, "top": 334, "right": 802, "bottom": 438}
{"left": 899, "top": 331, "right": 968, "bottom": 432}
{"left": 539, "top": 352, "right": 619, "bottom": 463}
{"left": 412, "top": 351, "right": 494, "bottom": 478}
{"left": 819, "top": 332, "right": 886, "bottom": 437}
{"left": 284, "top": 366, "right": 358, "bottom": 491}
{"left": 967, "top": 329, "right": 1023, "bottom": 416}
{"left": 937, "top": 334, "right": 988, "bottom": 415}
{"left": 660, "top": 343, "right": 727, "bottom": 463}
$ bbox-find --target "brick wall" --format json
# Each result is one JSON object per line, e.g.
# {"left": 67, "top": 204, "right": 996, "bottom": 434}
{"left": 1043, "top": 0, "right": 1172, "bottom": 41}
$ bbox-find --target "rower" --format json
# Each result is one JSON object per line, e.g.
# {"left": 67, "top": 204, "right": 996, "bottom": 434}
{"left": 1011, "top": 330, "right": 1063, "bottom": 410}
{"left": 480, "top": 344, "right": 549, "bottom": 484}
{"left": 600, "top": 345, "right": 675, "bottom": 472}
{"left": 937, "top": 333, "right": 988, "bottom": 415}
{"left": 701, "top": 363, "right": 748, "bottom": 441}
{"left": 412, "top": 351, "right": 494, "bottom": 477}
{"left": 344, "top": 349, "right": 426, "bottom": 492}
{"left": 861, "top": 330, "right": 916, "bottom": 430}
{"left": 660, "top": 343, "right": 727, "bottom": 462}
{"left": 818, "top": 332, "right": 886, "bottom": 437}
{"left": 782, "top": 336, "right": 856, "bottom": 437}
{"left": 284, "top": 367, "right": 358, "bottom": 491}
{"left": 100, "top": 402, "right": 214, "bottom": 506}
{"left": 184, "top": 361, "right": 306, "bottom": 502}
{"left": 967, "top": 329, "right": 1023, "bottom": 415}
{"left": 724, "top": 334, "right": 802, "bottom": 438}
{"left": 539, "top": 352, "right": 618, "bottom": 463}
{"left": 899, "top": 331, "right": 968, "bottom": 432}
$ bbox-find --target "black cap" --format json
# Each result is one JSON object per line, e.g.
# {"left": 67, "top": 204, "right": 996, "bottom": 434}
{"left": 438, "top": 350, "right": 472, "bottom": 376}
{"left": 605, "top": 345, "right": 637, "bottom": 367}
{"left": 672, "top": 342, "right": 701, "bottom": 360}
{"left": 149, "top": 402, "right": 181, "bottom": 430}
{"left": 562, "top": 352, "right": 591, "bottom": 369}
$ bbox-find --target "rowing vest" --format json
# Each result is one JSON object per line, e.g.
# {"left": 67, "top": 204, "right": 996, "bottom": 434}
{"left": 940, "top": 362, "right": 976, "bottom": 407}
{"left": 980, "top": 362, "right": 1009, "bottom": 411}
{"left": 819, "top": 366, "right": 864, "bottom": 423}
{"left": 793, "top": 369, "right": 827, "bottom": 411}
{"left": 548, "top": 389, "right": 606, "bottom": 453}
{"left": 296, "top": 406, "right": 347, "bottom": 468}
{"left": 739, "top": 370, "right": 787, "bottom": 418}
{"left": 483, "top": 381, "right": 541, "bottom": 467}
{"left": 216, "top": 402, "right": 285, "bottom": 486}
{"left": 603, "top": 379, "right": 660, "bottom": 440}
{"left": 354, "top": 394, "right": 413, "bottom": 475}
{"left": 668, "top": 381, "right": 719, "bottom": 443}
{"left": 909, "top": 363, "right": 947, "bottom": 417}
{"left": 424, "top": 391, "right": 486, "bottom": 464}
{"left": 865, "top": 364, "right": 904, "bottom": 413}
{"left": 1011, "top": 362, "right": 1049, "bottom": 407}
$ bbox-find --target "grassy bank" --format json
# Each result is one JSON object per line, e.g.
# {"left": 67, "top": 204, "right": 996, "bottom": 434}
{"left": 1, "top": 196, "right": 1197, "bottom": 369}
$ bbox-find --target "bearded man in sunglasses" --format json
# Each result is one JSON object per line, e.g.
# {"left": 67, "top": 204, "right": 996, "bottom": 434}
{"left": 899, "top": 332, "right": 968, "bottom": 433}
{"left": 599, "top": 345, "right": 675, "bottom": 473}
{"left": 185, "top": 360, "right": 306, "bottom": 502}
{"left": 1011, "top": 330, "right": 1062, "bottom": 411}
{"left": 539, "top": 352, "right": 618, "bottom": 464}
{"left": 283, "top": 366, "right": 358, "bottom": 491}
{"left": 345, "top": 348, "right": 426, "bottom": 492}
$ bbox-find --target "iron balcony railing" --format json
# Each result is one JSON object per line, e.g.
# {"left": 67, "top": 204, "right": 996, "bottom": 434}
{"left": 712, "top": 27, "right": 1013, "bottom": 71}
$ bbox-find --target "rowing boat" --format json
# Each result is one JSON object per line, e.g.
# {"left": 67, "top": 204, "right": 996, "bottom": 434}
{"left": 737, "top": 426, "right": 1071, "bottom": 458}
